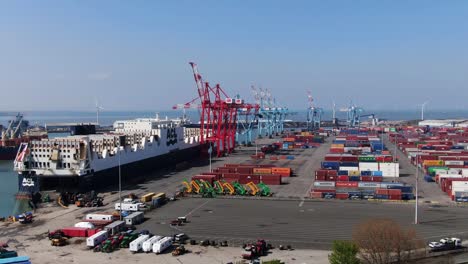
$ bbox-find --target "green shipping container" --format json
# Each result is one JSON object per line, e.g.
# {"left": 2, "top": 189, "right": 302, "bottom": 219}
{"left": 359, "top": 156, "right": 376, "bottom": 162}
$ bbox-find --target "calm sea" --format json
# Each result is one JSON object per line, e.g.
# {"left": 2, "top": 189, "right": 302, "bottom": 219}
{"left": 1, "top": 109, "right": 467, "bottom": 217}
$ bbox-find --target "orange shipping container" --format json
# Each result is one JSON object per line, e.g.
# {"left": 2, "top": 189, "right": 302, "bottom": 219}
{"left": 331, "top": 144, "right": 345, "bottom": 148}
{"left": 253, "top": 168, "right": 272, "bottom": 174}
{"left": 271, "top": 167, "right": 291, "bottom": 177}
{"left": 423, "top": 160, "right": 444, "bottom": 166}
{"left": 284, "top": 138, "right": 295, "bottom": 142}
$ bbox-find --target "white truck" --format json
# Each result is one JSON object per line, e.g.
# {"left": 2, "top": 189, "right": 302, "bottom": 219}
{"left": 142, "top": 236, "right": 162, "bottom": 253}
{"left": 86, "top": 230, "right": 108, "bottom": 248}
{"left": 129, "top": 234, "right": 150, "bottom": 253}
{"left": 428, "top": 237, "right": 462, "bottom": 252}
{"left": 152, "top": 237, "right": 173, "bottom": 254}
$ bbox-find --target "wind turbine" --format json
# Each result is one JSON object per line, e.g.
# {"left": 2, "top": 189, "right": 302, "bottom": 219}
{"left": 95, "top": 98, "right": 104, "bottom": 125}
{"left": 420, "top": 101, "right": 429, "bottom": 121}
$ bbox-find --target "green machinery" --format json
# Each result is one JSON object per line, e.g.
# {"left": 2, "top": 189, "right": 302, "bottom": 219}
{"left": 233, "top": 182, "right": 247, "bottom": 195}
{"left": 257, "top": 182, "right": 271, "bottom": 196}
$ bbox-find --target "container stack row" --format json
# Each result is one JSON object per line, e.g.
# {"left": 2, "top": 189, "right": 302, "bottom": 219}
{"left": 390, "top": 126, "right": 468, "bottom": 202}
{"left": 192, "top": 163, "right": 293, "bottom": 185}
{"left": 311, "top": 128, "right": 412, "bottom": 201}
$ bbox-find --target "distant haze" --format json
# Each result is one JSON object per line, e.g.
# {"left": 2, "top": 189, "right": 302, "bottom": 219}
{"left": 1, "top": 1, "right": 467, "bottom": 112}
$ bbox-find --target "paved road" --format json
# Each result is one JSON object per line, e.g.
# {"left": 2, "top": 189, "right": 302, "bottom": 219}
{"left": 383, "top": 134, "right": 452, "bottom": 204}
{"left": 139, "top": 197, "right": 468, "bottom": 250}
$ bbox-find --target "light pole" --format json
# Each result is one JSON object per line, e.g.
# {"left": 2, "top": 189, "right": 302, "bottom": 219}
{"left": 208, "top": 143, "right": 212, "bottom": 172}
{"left": 415, "top": 153, "right": 419, "bottom": 224}
{"left": 118, "top": 147, "right": 122, "bottom": 221}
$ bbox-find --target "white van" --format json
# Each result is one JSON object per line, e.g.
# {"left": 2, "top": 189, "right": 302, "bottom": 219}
{"left": 142, "top": 236, "right": 162, "bottom": 253}
{"left": 86, "top": 230, "right": 108, "bottom": 248}
{"left": 152, "top": 237, "right": 172, "bottom": 254}
{"left": 129, "top": 234, "right": 150, "bottom": 253}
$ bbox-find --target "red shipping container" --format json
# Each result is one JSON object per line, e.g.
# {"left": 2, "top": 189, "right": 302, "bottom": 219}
{"left": 371, "top": 177, "right": 383, "bottom": 182}
{"left": 86, "top": 228, "right": 102, "bottom": 237}
{"left": 341, "top": 156, "right": 359, "bottom": 162}
{"left": 237, "top": 167, "right": 253, "bottom": 174}
{"left": 315, "top": 175, "right": 326, "bottom": 181}
{"left": 375, "top": 189, "right": 389, "bottom": 195}
{"left": 336, "top": 182, "right": 358, "bottom": 188}
{"left": 326, "top": 175, "right": 337, "bottom": 181}
{"left": 310, "top": 192, "right": 323, "bottom": 198}
{"left": 223, "top": 173, "right": 240, "bottom": 178}
{"left": 315, "top": 170, "right": 328, "bottom": 177}
{"left": 312, "top": 189, "right": 336, "bottom": 193}
{"left": 192, "top": 175, "right": 216, "bottom": 185}
{"left": 360, "top": 176, "right": 372, "bottom": 181}
{"left": 327, "top": 170, "right": 338, "bottom": 177}
{"left": 61, "top": 227, "right": 89, "bottom": 238}
{"left": 389, "top": 195, "right": 402, "bottom": 200}
{"left": 336, "top": 193, "right": 349, "bottom": 200}
{"left": 387, "top": 189, "right": 402, "bottom": 195}
{"left": 324, "top": 155, "right": 342, "bottom": 161}
{"left": 330, "top": 148, "right": 345, "bottom": 153}
{"left": 224, "top": 164, "right": 240, "bottom": 168}
{"left": 337, "top": 176, "right": 349, "bottom": 181}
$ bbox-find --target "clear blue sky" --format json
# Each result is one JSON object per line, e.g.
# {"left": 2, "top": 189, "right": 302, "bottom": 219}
{"left": 1, "top": 1, "right": 467, "bottom": 111}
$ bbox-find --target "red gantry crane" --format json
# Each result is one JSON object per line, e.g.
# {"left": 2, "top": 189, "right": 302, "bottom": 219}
{"left": 173, "top": 62, "right": 247, "bottom": 157}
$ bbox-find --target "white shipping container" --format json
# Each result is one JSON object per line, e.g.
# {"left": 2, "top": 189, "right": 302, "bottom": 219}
{"left": 339, "top": 166, "right": 359, "bottom": 171}
{"left": 368, "top": 138, "right": 381, "bottom": 141}
{"left": 85, "top": 214, "right": 114, "bottom": 221}
{"left": 359, "top": 162, "right": 379, "bottom": 171}
{"left": 404, "top": 148, "right": 419, "bottom": 152}
{"left": 358, "top": 182, "right": 381, "bottom": 188}
{"left": 152, "top": 237, "right": 172, "bottom": 254}
{"left": 142, "top": 236, "right": 163, "bottom": 253}
{"left": 448, "top": 169, "right": 461, "bottom": 175}
{"left": 125, "top": 211, "right": 144, "bottom": 226}
{"left": 362, "top": 147, "right": 371, "bottom": 153}
{"left": 74, "top": 222, "right": 95, "bottom": 229}
{"left": 437, "top": 174, "right": 463, "bottom": 184}
{"left": 129, "top": 235, "right": 150, "bottom": 253}
{"left": 314, "top": 181, "right": 335, "bottom": 187}
{"left": 462, "top": 169, "right": 468, "bottom": 177}
{"left": 434, "top": 169, "right": 449, "bottom": 176}
{"left": 445, "top": 160, "right": 465, "bottom": 166}
{"left": 451, "top": 181, "right": 468, "bottom": 188}
{"left": 115, "top": 202, "right": 143, "bottom": 212}
{"left": 104, "top": 220, "right": 125, "bottom": 236}
{"left": 86, "top": 230, "right": 108, "bottom": 248}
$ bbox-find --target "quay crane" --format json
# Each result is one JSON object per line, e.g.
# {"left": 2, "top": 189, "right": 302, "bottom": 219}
{"left": 306, "top": 90, "right": 323, "bottom": 131}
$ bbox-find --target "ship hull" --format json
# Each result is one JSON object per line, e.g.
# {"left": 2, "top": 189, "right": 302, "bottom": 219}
{"left": 0, "top": 146, "right": 18, "bottom": 160}
{"left": 18, "top": 144, "right": 203, "bottom": 192}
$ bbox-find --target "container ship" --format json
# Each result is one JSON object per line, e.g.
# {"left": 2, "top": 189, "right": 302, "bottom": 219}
{"left": 1, "top": 113, "right": 47, "bottom": 160}
{"left": 13, "top": 116, "right": 202, "bottom": 192}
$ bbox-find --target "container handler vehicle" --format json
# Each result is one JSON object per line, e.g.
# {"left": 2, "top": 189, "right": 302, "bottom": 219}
{"left": 233, "top": 182, "right": 247, "bottom": 195}
{"left": 257, "top": 182, "right": 271, "bottom": 196}
{"left": 172, "top": 245, "right": 187, "bottom": 256}
{"left": 246, "top": 182, "right": 260, "bottom": 196}
{"left": 51, "top": 237, "right": 67, "bottom": 247}
{"left": 213, "top": 181, "right": 225, "bottom": 195}
{"left": 222, "top": 182, "right": 236, "bottom": 195}
{"left": 242, "top": 239, "right": 268, "bottom": 259}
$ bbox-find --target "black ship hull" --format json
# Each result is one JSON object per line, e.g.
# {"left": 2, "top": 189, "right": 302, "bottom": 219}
{"left": 18, "top": 144, "right": 203, "bottom": 193}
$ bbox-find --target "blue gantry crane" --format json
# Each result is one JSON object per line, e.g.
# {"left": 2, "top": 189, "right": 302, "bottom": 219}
{"left": 251, "top": 86, "right": 289, "bottom": 138}
{"left": 235, "top": 94, "right": 260, "bottom": 146}
{"left": 306, "top": 90, "right": 323, "bottom": 131}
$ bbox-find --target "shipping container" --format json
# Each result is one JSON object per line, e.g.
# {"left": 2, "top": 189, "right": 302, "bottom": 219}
{"left": 124, "top": 211, "right": 144, "bottom": 226}
{"left": 142, "top": 236, "right": 163, "bottom": 253}
{"left": 152, "top": 237, "right": 173, "bottom": 254}
{"left": 140, "top": 192, "right": 156, "bottom": 203}
{"left": 104, "top": 220, "right": 126, "bottom": 236}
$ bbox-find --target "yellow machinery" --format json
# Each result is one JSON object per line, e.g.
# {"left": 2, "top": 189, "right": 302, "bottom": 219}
{"left": 190, "top": 180, "right": 201, "bottom": 194}
{"left": 246, "top": 182, "right": 260, "bottom": 196}
{"left": 182, "top": 181, "right": 192, "bottom": 193}
{"left": 222, "top": 182, "right": 235, "bottom": 195}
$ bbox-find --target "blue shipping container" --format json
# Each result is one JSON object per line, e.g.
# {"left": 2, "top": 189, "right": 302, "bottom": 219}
{"left": 360, "top": 171, "right": 372, "bottom": 176}
{"left": 286, "top": 155, "right": 295, "bottom": 160}
{"left": 349, "top": 176, "right": 360, "bottom": 181}
{"left": 424, "top": 175, "right": 434, "bottom": 182}
{"left": 321, "top": 162, "right": 340, "bottom": 170}
{"left": 340, "top": 162, "right": 359, "bottom": 167}
{"left": 372, "top": 171, "right": 383, "bottom": 176}
{"left": 374, "top": 194, "right": 389, "bottom": 199}
{"left": 402, "top": 193, "right": 415, "bottom": 200}
{"left": 338, "top": 170, "right": 349, "bottom": 176}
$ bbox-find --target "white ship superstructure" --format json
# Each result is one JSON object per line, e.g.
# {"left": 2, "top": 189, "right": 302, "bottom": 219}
{"left": 14, "top": 116, "right": 202, "bottom": 191}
